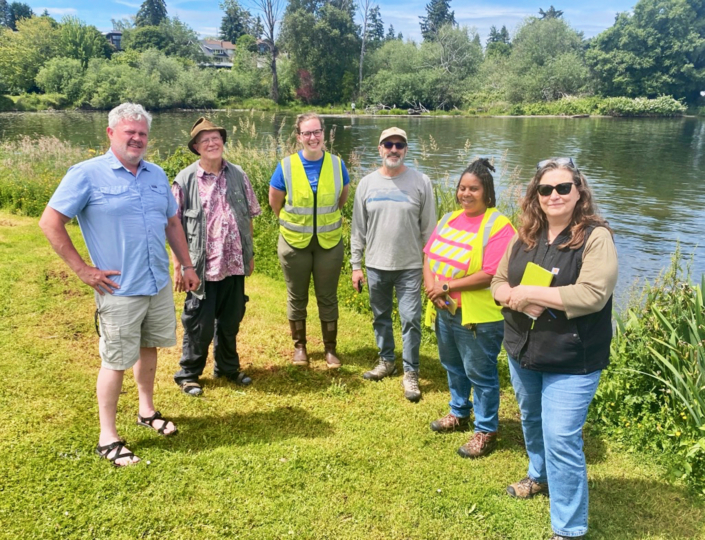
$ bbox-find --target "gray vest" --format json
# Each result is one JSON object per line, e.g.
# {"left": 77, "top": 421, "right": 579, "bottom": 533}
{"left": 174, "top": 160, "right": 254, "bottom": 299}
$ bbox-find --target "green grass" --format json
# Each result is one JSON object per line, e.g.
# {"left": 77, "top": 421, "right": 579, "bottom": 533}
{"left": 1, "top": 213, "right": 704, "bottom": 539}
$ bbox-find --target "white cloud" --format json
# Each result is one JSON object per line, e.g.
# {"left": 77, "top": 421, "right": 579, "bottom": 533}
{"left": 35, "top": 7, "right": 78, "bottom": 16}
{"left": 114, "top": 0, "right": 141, "bottom": 8}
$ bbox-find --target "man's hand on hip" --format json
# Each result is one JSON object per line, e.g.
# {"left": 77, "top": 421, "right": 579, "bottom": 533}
{"left": 77, "top": 266, "right": 121, "bottom": 295}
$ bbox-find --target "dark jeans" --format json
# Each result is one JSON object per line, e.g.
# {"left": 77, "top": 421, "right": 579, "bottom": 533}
{"left": 173, "top": 275, "right": 248, "bottom": 385}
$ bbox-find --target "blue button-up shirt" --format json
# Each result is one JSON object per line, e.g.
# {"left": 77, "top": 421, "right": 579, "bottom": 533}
{"left": 48, "top": 149, "right": 178, "bottom": 296}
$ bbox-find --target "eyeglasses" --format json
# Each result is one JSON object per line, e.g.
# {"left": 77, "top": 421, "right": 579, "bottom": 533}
{"left": 537, "top": 182, "right": 575, "bottom": 197}
{"left": 299, "top": 129, "right": 323, "bottom": 138}
{"left": 537, "top": 157, "right": 577, "bottom": 170}
{"left": 381, "top": 141, "right": 407, "bottom": 150}
{"left": 198, "top": 136, "right": 223, "bottom": 145}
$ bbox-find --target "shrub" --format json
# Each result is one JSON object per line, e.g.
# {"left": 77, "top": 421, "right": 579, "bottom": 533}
{"left": 591, "top": 252, "right": 705, "bottom": 492}
{"left": 596, "top": 95, "right": 686, "bottom": 117}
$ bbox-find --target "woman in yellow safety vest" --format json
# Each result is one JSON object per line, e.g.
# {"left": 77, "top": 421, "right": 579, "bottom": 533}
{"left": 423, "top": 158, "right": 516, "bottom": 458}
{"left": 268, "top": 112, "right": 351, "bottom": 368}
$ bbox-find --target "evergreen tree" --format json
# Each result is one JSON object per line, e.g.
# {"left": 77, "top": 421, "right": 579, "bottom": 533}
{"left": 7, "top": 2, "right": 33, "bottom": 30}
{"left": 539, "top": 6, "right": 563, "bottom": 19}
{"left": 135, "top": 0, "right": 167, "bottom": 27}
{"left": 385, "top": 24, "right": 395, "bottom": 41}
{"left": 419, "top": 0, "right": 455, "bottom": 41}
{"left": 0, "top": 0, "right": 9, "bottom": 28}
{"left": 219, "top": 0, "right": 254, "bottom": 43}
{"left": 367, "top": 5, "right": 385, "bottom": 47}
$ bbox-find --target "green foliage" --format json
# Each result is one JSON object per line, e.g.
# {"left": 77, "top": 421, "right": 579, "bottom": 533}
{"left": 586, "top": 0, "right": 705, "bottom": 102}
{"left": 504, "top": 18, "right": 590, "bottom": 102}
{"left": 135, "top": 0, "right": 167, "bottom": 27}
{"left": 591, "top": 253, "right": 705, "bottom": 492}
{"left": 35, "top": 57, "right": 84, "bottom": 102}
{"left": 219, "top": 0, "right": 256, "bottom": 43}
{"left": 0, "top": 17, "right": 59, "bottom": 93}
{"left": 595, "top": 95, "right": 687, "bottom": 116}
{"left": 0, "top": 0, "right": 9, "bottom": 28}
{"left": 122, "top": 18, "right": 203, "bottom": 63}
{"left": 419, "top": 0, "right": 456, "bottom": 41}
{"left": 58, "top": 16, "right": 112, "bottom": 68}
{"left": 281, "top": 2, "right": 360, "bottom": 105}
{"left": 6, "top": 1, "right": 32, "bottom": 30}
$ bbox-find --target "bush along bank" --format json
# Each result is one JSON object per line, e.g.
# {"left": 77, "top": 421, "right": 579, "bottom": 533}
{"left": 590, "top": 252, "right": 705, "bottom": 494}
{"left": 2, "top": 135, "right": 704, "bottom": 492}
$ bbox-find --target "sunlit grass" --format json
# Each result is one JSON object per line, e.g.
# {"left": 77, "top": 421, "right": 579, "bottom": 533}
{"left": 0, "top": 212, "right": 703, "bottom": 539}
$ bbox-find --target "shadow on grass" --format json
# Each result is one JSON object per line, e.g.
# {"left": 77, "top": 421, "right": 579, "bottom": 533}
{"left": 136, "top": 406, "right": 334, "bottom": 451}
{"left": 590, "top": 476, "right": 705, "bottom": 539}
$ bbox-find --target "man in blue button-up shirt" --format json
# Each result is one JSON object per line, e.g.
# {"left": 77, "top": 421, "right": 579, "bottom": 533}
{"left": 39, "top": 103, "right": 200, "bottom": 467}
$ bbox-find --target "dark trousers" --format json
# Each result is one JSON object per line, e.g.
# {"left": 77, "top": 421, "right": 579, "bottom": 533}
{"left": 174, "top": 275, "right": 248, "bottom": 385}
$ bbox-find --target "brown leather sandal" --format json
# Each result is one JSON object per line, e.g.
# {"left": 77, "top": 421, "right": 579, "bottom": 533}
{"left": 136, "top": 411, "right": 178, "bottom": 436}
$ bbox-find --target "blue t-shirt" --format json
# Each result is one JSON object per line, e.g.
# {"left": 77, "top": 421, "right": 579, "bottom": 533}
{"left": 269, "top": 150, "right": 350, "bottom": 193}
{"left": 48, "top": 149, "right": 177, "bottom": 297}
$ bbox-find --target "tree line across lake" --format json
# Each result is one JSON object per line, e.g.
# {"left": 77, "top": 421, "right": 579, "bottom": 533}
{"left": 0, "top": 0, "right": 703, "bottom": 114}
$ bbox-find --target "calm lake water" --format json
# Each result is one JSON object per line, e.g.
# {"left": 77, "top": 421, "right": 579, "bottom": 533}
{"left": 2, "top": 110, "right": 704, "bottom": 304}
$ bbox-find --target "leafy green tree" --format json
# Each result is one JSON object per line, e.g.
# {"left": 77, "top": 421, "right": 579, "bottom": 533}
{"left": 281, "top": 1, "right": 359, "bottom": 103}
{"left": 586, "top": 0, "right": 705, "bottom": 102}
{"left": 539, "top": 6, "right": 564, "bottom": 19}
{"left": 219, "top": 0, "right": 254, "bottom": 43}
{"left": 111, "top": 17, "right": 134, "bottom": 31}
{"left": 504, "top": 17, "right": 589, "bottom": 102}
{"left": 135, "top": 0, "right": 167, "bottom": 27}
{"left": 0, "top": 16, "right": 58, "bottom": 92}
{"left": 7, "top": 2, "right": 33, "bottom": 30}
{"left": 58, "top": 16, "right": 112, "bottom": 68}
{"left": 122, "top": 18, "right": 204, "bottom": 62}
{"left": 35, "top": 57, "right": 85, "bottom": 101}
{"left": 486, "top": 24, "right": 511, "bottom": 57}
{"left": 419, "top": 0, "right": 455, "bottom": 41}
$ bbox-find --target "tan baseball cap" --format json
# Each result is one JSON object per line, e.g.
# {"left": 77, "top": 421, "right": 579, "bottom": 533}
{"left": 379, "top": 127, "right": 408, "bottom": 144}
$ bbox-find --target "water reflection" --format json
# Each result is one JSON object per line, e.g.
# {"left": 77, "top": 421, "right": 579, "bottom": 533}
{"left": 1, "top": 111, "right": 703, "bottom": 303}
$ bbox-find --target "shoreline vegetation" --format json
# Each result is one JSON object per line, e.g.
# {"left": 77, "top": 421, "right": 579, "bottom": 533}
{"left": 0, "top": 94, "right": 696, "bottom": 118}
{"left": 2, "top": 133, "right": 705, "bottom": 501}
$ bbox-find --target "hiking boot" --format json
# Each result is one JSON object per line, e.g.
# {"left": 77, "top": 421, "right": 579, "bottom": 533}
{"left": 321, "top": 320, "right": 341, "bottom": 369}
{"left": 402, "top": 371, "right": 422, "bottom": 402}
{"left": 289, "top": 320, "right": 308, "bottom": 366}
{"left": 363, "top": 358, "right": 397, "bottom": 381}
{"left": 506, "top": 476, "right": 549, "bottom": 499}
{"left": 457, "top": 431, "right": 498, "bottom": 459}
{"left": 430, "top": 412, "right": 470, "bottom": 433}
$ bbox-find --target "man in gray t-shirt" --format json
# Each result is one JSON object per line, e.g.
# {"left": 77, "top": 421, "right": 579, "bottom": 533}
{"left": 351, "top": 127, "right": 436, "bottom": 402}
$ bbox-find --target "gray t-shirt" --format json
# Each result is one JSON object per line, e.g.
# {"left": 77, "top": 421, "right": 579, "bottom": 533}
{"left": 351, "top": 167, "right": 437, "bottom": 271}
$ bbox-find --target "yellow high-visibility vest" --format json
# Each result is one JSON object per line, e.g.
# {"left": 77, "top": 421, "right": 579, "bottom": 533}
{"left": 425, "top": 208, "right": 514, "bottom": 326}
{"left": 278, "top": 152, "right": 343, "bottom": 249}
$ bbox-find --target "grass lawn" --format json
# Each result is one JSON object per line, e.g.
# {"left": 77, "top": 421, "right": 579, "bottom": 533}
{"left": 0, "top": 211, "right": 703, "bottom": 539}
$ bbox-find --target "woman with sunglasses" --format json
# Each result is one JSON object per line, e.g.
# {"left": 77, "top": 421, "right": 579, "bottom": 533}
{"left": 422, "top": 158, "right": 516, "bottom": 457}
{"left": 269, "top": 112, "right": 351, "bottom": 368}
{"left": 491, "top": 158, "right": 617, "bottom": 540}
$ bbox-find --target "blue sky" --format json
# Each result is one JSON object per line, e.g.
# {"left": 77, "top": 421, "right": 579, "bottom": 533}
{"left": 27, "top": 0, "right": 638, "bottom": 42}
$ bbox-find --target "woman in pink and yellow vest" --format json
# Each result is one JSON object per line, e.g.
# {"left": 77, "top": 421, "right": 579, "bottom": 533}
{"left": 423, "top": 158, "right": 515, "bottom": 458}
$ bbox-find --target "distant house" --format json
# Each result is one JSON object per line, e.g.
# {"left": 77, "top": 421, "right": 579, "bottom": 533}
{"left": 198, "top": 39, "right": 236, "bottom": 68}
{"left": 104, "top": 31, "right": 123, "bottom": 51}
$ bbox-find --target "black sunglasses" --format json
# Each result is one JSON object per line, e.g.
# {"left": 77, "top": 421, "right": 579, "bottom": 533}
{"left": 537, "top": 182, "right": 575, "bottom": 196}
{"left": 381, "top": 141, "right": 407, "bottom": 150}
{"left": 536, "top": 157, "right": 578, "bottom": 170}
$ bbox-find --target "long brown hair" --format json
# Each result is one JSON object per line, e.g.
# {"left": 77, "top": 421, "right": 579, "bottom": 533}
{"left": 518, "top": 161, "right": 612, "bottom": 250}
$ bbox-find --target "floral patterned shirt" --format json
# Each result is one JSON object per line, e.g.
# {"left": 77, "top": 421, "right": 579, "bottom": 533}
{"left": 172, "top": 161, "right": 261, "bottom": 280}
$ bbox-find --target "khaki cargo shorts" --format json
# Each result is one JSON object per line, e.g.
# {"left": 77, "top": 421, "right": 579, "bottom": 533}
{"left": 95, "top": 284, "right": 177, "bottom": 371}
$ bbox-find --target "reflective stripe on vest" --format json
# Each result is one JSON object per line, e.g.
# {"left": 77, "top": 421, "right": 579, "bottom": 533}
{"left": 278, "top": 152, "right": 343, "bottom": 248}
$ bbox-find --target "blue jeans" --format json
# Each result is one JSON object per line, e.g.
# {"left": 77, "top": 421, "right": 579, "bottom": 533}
{"left": 366, "top": 267, "right": 423, "bottom": 372}
{"left": 435, "top": 309, "right": 503, "bottom": 433}
{"left": 508, "top": 357, "right": 601, "bottom": 538}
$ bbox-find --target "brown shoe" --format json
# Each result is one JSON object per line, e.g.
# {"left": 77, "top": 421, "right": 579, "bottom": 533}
{"left": 430, "top": 413, "right": 470, "bottom": 433}
{"left": 321, "top": 320, "right": 341, "bottom": 369}
{"left": 506, "top": 476, "right": 549, "bottom": 499}
{"left": 289, "top": 320, "right": 308, "bottom": 366}
{"left": 457, "top": 431, "right": 498, "bottom": 459}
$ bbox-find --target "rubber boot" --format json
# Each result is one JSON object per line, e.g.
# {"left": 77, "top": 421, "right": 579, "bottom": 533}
{"left": 321, "top": 320, "right": 341, "bottom": 369}
{"left": 289, "top": 320, "right": 308, "bottom": 366}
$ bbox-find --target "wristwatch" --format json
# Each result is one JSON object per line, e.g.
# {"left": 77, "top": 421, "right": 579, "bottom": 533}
{"left": 442, "top": 283, "right": 450, "bottom": 293}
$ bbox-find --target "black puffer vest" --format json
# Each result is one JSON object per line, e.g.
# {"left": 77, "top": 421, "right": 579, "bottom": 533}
{"left": 503, "top": 226, "right": 612, "bottom": 374}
